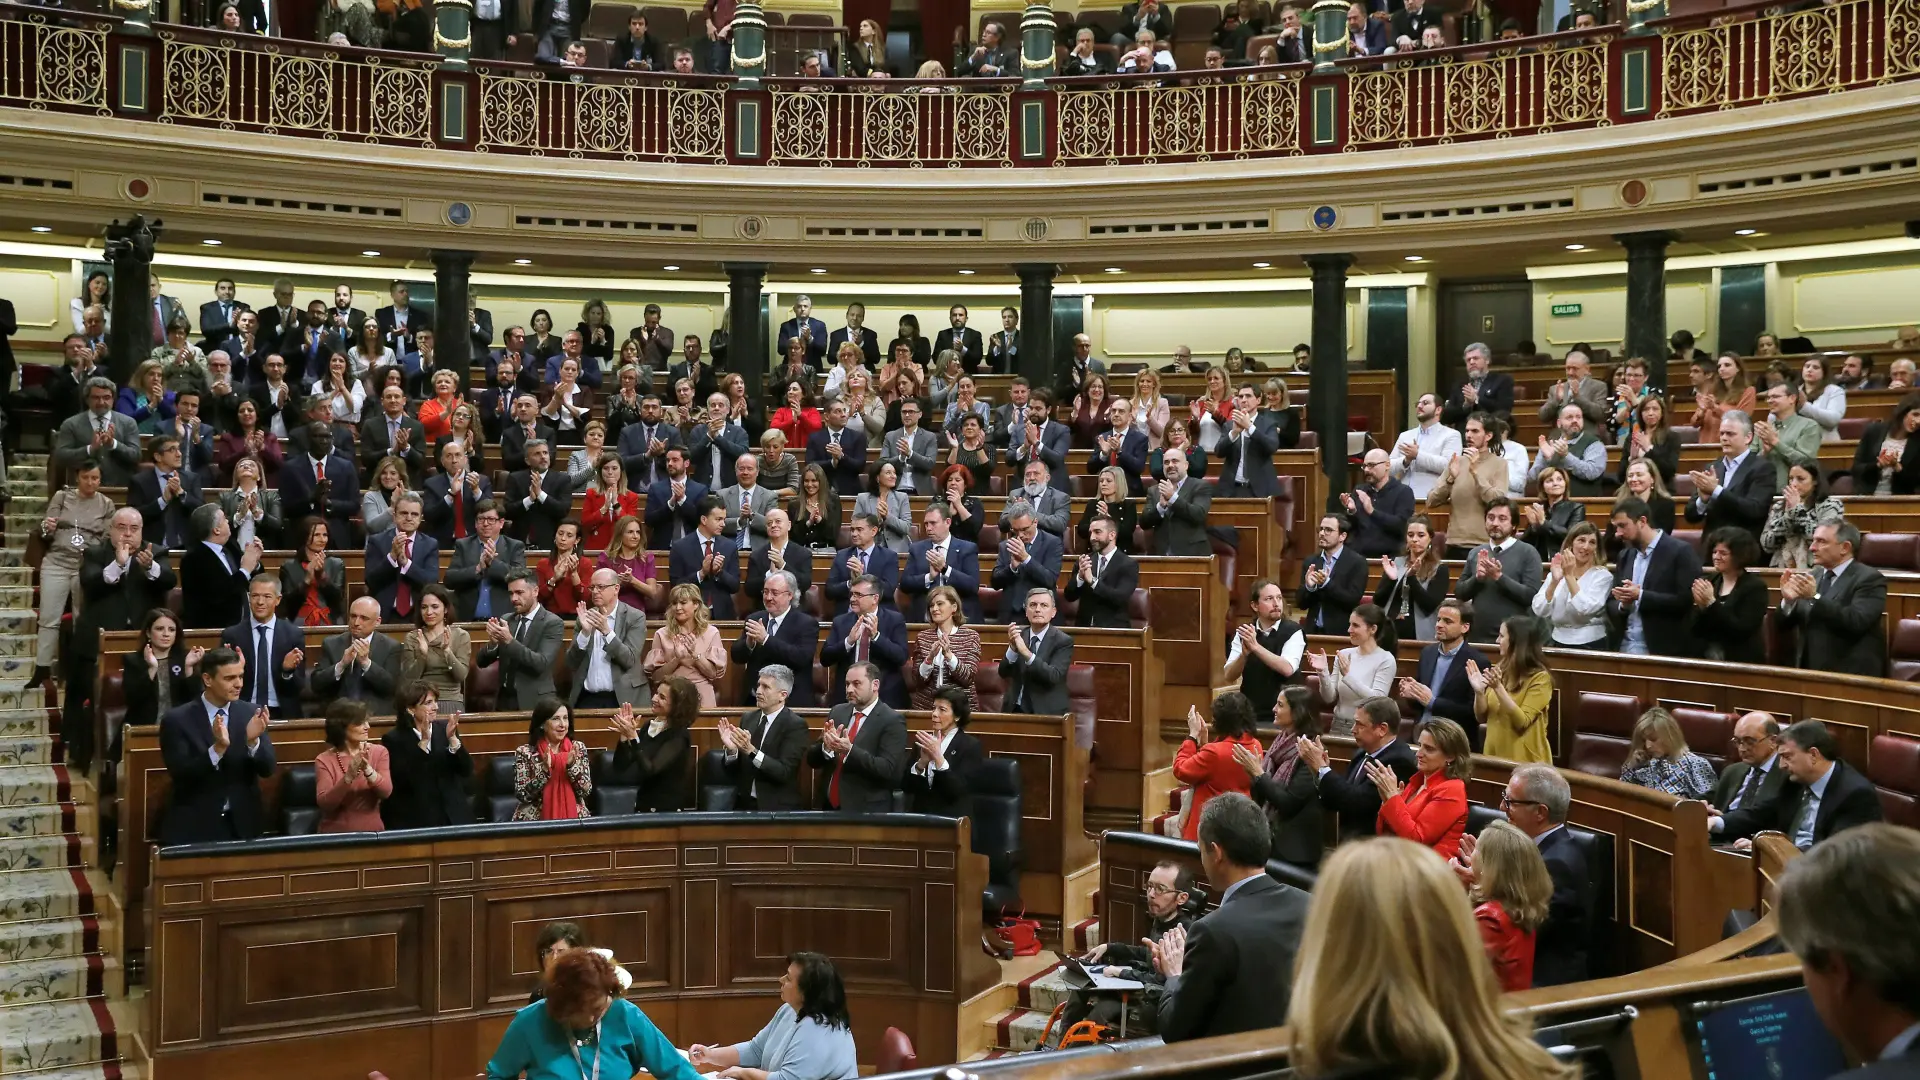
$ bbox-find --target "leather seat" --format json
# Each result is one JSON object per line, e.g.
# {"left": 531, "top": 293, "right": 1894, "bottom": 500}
{"left": 977, "top": 586, "right": 1000, "bottom": 620}
{"left": 1127, "top": 589, "right": 1151, "bottom": 627}
{"left": 1869, "top": 733, "right": 1920, "bottom": 829}
{"left": 1263, "top": 855, "right": 1315, "bottom": 892}
{"left": 483, "top": 755, "right": 518, "bottom": 822}
{"left": 971, "top": 758, "right": 1024, "bottom": 919}
{"left": 466, "top": 662, "right": 500, "bottom": 713}
{"left": 697, "top": 749, "right": 737, "bottom": 811}
{"left": 1891, "top": 618, "right": 1920, "bottom": 681}
{"left": 876, "top": 1027, "right": 918, "bottom": 1075}
{"left": 281, "top": 763, "right": 320, "bottom": 835}
{"left": 1066, "top": 665, "right": 1096, "bottom": 747}
{"left": 1567, "top": 691, "right": 1641, "bottom": 778}
{"left": 973, "top": 665, "right": 1006, "bottom": 712}
{"left": 588, "top": 748, "right": 639, "bottom": 817}
{"left": 1669, "top": 707, "right": 1735, "bottom": 771}
{"left": 1863, "top": 532, "right": 1920, "bottom": 572}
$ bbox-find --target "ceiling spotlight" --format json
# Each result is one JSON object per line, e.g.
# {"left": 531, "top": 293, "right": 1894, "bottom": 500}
{"left": 29, "top": 226, "right": 51, "bottom": 233}
{"left": 957, "top": 269, "right": 976, "bottom": 276}
{"left": 1252, "top": 261, "right": 1271, "bottom": 268}
{"left": 361, "top": 250, "right": 381, "bottom": 257}
{"left": 1734, "top": 228, "right": 1756, "bottom": 236}
{"left": 513, "top": 258, "right": 532, "bottom": 265}
{"left": 1404, "top": 255, "right": 1424, "bottom": 262}
{"left": 1103, "top": 267, "right": 1124, "bottom": 274}
{"left": 1565, "top": 243, "right": 1585, "bottom": 251}
{"left": 810, "top": 268, "right": 827, "bottom": 274}
{"left": 662, "top": 265, "right": 681, "bottom": 272}
{"left": 202, "top": 238, "right": 222, "bottom": 246}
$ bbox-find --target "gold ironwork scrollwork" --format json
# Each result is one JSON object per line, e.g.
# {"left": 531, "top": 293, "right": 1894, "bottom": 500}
{"left": 270, "top": 54, "right": 332, "bottom": 130}
{"left": 1544, "top": 44, "right": 1607, "bottom": 125}
{"left": 771, "top": 90, "right": 825, "bottom": 160}
{"left": 36, "top": 25, "right": 109, "bottom": 107}
{"left": 162, "top": 41, "right": 226, "bottom": 118}
{"left": 1444, "top": 59, "right": 1504, "bottom": 136}
{"left": 1660, "top": 26, "right": 1727, "bottom": 110}
{"left": 861, "top": 93, "right": 919, "bottom": 159}
{"left": 1056, "top": 90, "right": 1113, "bottom": 159}
{"left": 1149, "top": 85, "right": 1205, "bottom": 156}
{"left": 1770, "top": 8, "right": 1838, "bottom": 94}
{"left": 371, "top": 66, "right": 431, "bottom": 139}
{"left": 952, "top": 91, "right": 1008, "bottom": 160}
{"left": 667, "top": 89, "right": 726, "bottom": 158}
{"left": 479, "top": 75, "right": 539, "bottom": 147}
{"left": 1240, "top": 79, "right": 1298, "bottom": 151}
{"left": 1347, "top": 70, "right": 1406, "bottom": 145}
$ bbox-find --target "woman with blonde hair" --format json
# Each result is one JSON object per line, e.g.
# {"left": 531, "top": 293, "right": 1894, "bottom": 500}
{"left": 759, "top": 426, "right": 800, "bottom": 497}
{"left": 1132, "top": 370, "right": 1172, "bottom": 448}
{"left": 1464, "top": 820, "right": 1554, "bottom": 992}
{"left": 1287, "top": 839, "right": 1577, "bottom": 1080}
{"left": 1076, "top": 465, "right": 1139, "bottom": 554}
{"left": 1619, "top": 706, "right": 1717, "bottom": 800}
{"left": 643, "top": 583, "right": 728, "bottom": 707}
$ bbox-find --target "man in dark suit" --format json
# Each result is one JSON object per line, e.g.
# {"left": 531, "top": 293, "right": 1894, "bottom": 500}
{"left": 932, "top": 304, "right": 985, "bottom": 374}
{"left": 280, "top": 424, "right": 360, "bottom": 544}
{"left": 1713, "top": 720, "right": 1885, "bottom": 850}
{"left": 1780, "top": 521, "right": 1889, "bottom": 677}
{"left": 157, "top": 647, "right": 275, "bottom": 845}
{"left": 1303, "top": 697, "right": 1418, "bottom": 842}
{"left": 445, "top": 501, "right": 522, "bottom": 622}
{"left": 360, "top": 384, "right": 428, "bottom": 481}
{"left": 1710, "top": 711, "right": 1791, "bottom": 815}
{"left": 68, "top": 508, "right": 177, "bottom": 770}
{"left": 1401, "top": 600, "right": 1488, "bottom": 746}
{"left": 985, "top": 307, "right": 1020, "bottom": 375}
{"left": 687, "top": 397, "right": 750, "bottom": 489}
{"left": 250, "top": 353, "right": 302, "bottom": 437}
{"left": 179, "top": 503, "right": 263, "bottom": 630}
{"left": 991, "top": 507, "right": 1064, "bottom": 622}
{"left": 1005, "top": 392, "right": 1073, "bottom": 495}
{"left": 669, "top": 337, "right": 720, "bottom": 403}
{"left": 1471, "top": 765, "right": 1593, "bottom": 987}
{"left": 1065, "top": 516, "right": 1138, "bottom": 628}
{"left": 901, "top": 503, "right": 981, "bottom": 622}
{"left": 310, "top": 597, "right": 403, "bottom": 716}
{"left": 625, "top": 304, "right": 675, "bottom": 369}
{"left": 475, "top": 569, "right": 564, "bottom": 710}
{"left": 1391, "top": 0, "right": 1443, "bottom": 52}
{"left": 1142, "top": 448, "right": 1212, "bottom": 556}
{"left": 381, "top": 683, "right": 474, "bottom": 829}
{"left": 499, "top": 394, "right": 557, "bottom": 474}
{"left": 1086, "top": 397, "right": 1151, "bottom": 496}
{"left": 718, "top": 663, "right": 812, "bottom": 810}
{"left": 363, "top": 492, "right": 442, "bottom": 623}
{"left": 1684, "top": 410, "right": 1776, "bottom": 537}
{"left": 998, "top": 589, "right": 1075, "bottom": 715}
{"left": 52, "top": 377, "right": 141, "bottom": 485}
{"left": 820, "top": 574, "right": 909, "bottom": 707}
{"left": 823, "top": 514, "right": 900, "bottom": 617}
{"left": 1607, "top": 497, "right": 1702, "bottom": 657}
{"left": 807, "top": 400, "right": 870, "bottom": 498}
{"left": 255, "top": 279, "right": 303, "bottom": 361}
{"left": 423, "top": 440, "right": 493, "bottom": 548}
{"left": 1344, "top": 449, "right": 1417, "bottom": 557}
{"left": 827, "top": 303, "right": 881, "bottom": 369}
{"left": 776, "top": 296, "right": 830, "bottom": 369}
{"left": 731, "top": 571, "right": 821, "bottom": 709}
{"left": 745, "top": 509, "right": 814, "bottom": 613}
{"left": 130, "top": 436, "right": 204, "bottom": 550}
{"left": 960, "top": 20, "right": 1016, "bottom": 75}
{"left": 503, "top": 439, "right": 573, "bottom": 550}
{"left": 618, "top": 396, "right": 683, "bottom": 491}
{"left": 1774, "top": 823, "right": 1920, "bottom": 1079}
{"left": 374, "top": 281, "right": 431, "bottom": 356}
{"left": 670, "top": 497, "right": 742, "bottom": 619}
{"left": 284, "top": 396, "right": 359, "bottom": 464}
{"left": 1214, "top": 385, "right": 1281, "bottom": 499}
{"left": 467, "top": 301, "right": 494, "bottom": 357}
{"left": 1299, "top": 513, "right": 1369, "bottom": 635}
{"left": 196, "top": 278, "right": 249, "bottom": 347}
{"left": 303, "top": 297, "right": 353, "bottom": 384}
{"left": 1440, "top": 342, "right": 1515, "bottom": 429}
{"left": 1110, "top": 0, "right": 1172, "bottom": 46}
{"left": 807, "top": 662, "right": 907, "bottom": 812}
{"left": 219, "top": 575, "right": 307, "bottom": 721}
{"left": 1154, "top": 792, "right": 1310, "bottom": 1042}
{"left": 146, "top": 278, "right": 188, "bottom": 349}
{"left": 645, "top": 448, "right": 708, "bottom": 551}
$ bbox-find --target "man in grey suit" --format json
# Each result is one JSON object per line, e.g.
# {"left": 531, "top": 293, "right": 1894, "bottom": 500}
{"left": 718, "top": 453, "right": 781, "bottom": 551}
{"left": 1001, "top": 459, "right": 1071, "bottom": 537}
{"left": 1142, "top": 448, "right": 1213, "bottom": 557}
{"left": 476, "top": 569, "right": 563, "bottom": 710}
{"left": 879, "top": 398, "right": 939, "bottom": 496}
{"left": 309, "top": 598, "right": 402, "bottom": 716}
{"left": 444, "top": 500, "right": 524, "bottom": 621}
{"left": 998, "top": 589, "right": 1075, "bottom": 714}
{"left": 147, "top": 278, "right": 188, "bottom": 348}
{"left": 53, "top": 378, "right": 142, "bottom": 486}
{"left": 991, "top": 506, "right": 1064, "bottom": 620}
{"left": 567, "top": 568, "right": 650, "bottom": 709}
{"left": 1454, "top": 498, "right": 1544, "bottom": 646}
{"left": 1780, "top": 520, "right": 1889, "bottom": 678}
{"left": 1005, "top": 390, "right": 1074, "bottom": 494}
{"left": 1536, "top": 350, "right": 1610, "bottom": 435}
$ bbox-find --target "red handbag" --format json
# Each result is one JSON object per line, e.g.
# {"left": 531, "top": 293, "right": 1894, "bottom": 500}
{"left": 993, "top": 908, "right": 1043, "bottom": 957}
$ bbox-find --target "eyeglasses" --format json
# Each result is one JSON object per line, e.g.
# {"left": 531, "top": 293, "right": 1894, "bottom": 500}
{"left": 1142, "top": 882, "right": 1177, "bottom": 897}
{"left": 1499, "top": 795, "right": 1544, "bottom": 809}
{"left": 1731, "top": 736, "right": 1776, "bottom": 749}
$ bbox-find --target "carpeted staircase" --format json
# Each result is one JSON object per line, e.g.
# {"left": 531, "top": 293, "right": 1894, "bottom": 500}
{"left": 975, "top": 918, "right": 1105, "bottom": 1057}
{"left": 0, "top": 453, "right": 127, "bottom": 1079}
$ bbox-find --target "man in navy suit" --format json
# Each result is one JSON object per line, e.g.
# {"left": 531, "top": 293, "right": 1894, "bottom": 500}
{"left": 932, "top": 304, "right": 985, "bottom": 374}
{"left": 219, "top": 576, "right": 307, "bottom": 721}
{"left": 1298, "top": 514, "right": 1369, "bottom": 636}
{"left": 827, "top": 302, "right": 880, "bottom": 368}
{"left": 1086, "top": 397, "right": 1150, "bottom": 495}
{"left": 731, "top": 570, "right": 821, "bottom": 708}
{"left": 374, "top": 280, "right": 431, "bottom": 356}
{"left": 669, "top": 497, "right": 741, "bottom": 619}
{"left": 1711, "top": 720, "right": 1885, "bottom": 851}
{"left": 820, "top": 574, "right": 909, "bottom": 708}
{"left": 131, "top": 436, "right": 204, "bottom": 550}
{"left": 1474, "top": 765, "right": 1592, "bottom": 987}
{"left": 294, "top": 300, "right": 345, "bottom": 385}
{"left": 280, "top": 424, "right": 359, "bottom": 550}
{"left": 1215, "top": 384, "right": 1282, "bottom": 499}
{"left": 807, "top": 400, "right": 869, "bottom": 498}
{"left": 363, "top": 493, "right": 441, "bottom": 622}
{"left": 1005, "top": 391, "right": 1073, "bottom": 494}
{"left": 990, "top": 505, "right": 1064, "bottom": 622}
{"left": 196, "top": 278, "right": 249, "bottom": 347}
{"left": 1684, "top": 410, "right": 1777, "bottom": 538}
{"left": 423, "top": 439, "right": 492, "bottom": 548}
{"left": 824, "top": 514, "right": 899, "bottom": 618}
{"left": 617, "top": 395, "right": 681, "bottom": 491}
{"left": 158, "top": 647, "right": 275, "bottom": 845}
{"left": 1401, "top": 600, "right": 1487, "bottom": 747}
{"left": 1064, "top": 515, "right": 1137, "bottom": 629}
{"left": 1301, "top": 697, "right": 1418, "bottom": 842}
{"left": 776, "top": 295, "right": 829, "bottom": 369}
{"left": 1607, "top": 497, "right": 1701, "bottom": 657}
{"left": 901, "top": 503, "right": 981, "bottom": 621}
{"left": 646, "top": 448, "right": 708, "bottom": 551}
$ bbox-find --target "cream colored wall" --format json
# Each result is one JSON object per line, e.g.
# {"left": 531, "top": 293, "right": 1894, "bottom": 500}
{"left": 1529, "top": 270, "right": 1717, "bottom": 354}
{"left": 0, "top": 255, "right": 71, "bottom": 338}
{"left": 1084, "top": 289, "right": 1356, "bottom": 367}
{"left": 1776, "top": 252, "right": 1920, "bottom": 343}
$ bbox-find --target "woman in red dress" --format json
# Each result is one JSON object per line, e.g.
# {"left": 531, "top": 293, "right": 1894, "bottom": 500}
{"left": 1172, "top": 692, "right": 1264, "bottom": 841}
{"left": 536, "top": 520, "right": 588, "bottom": 615}
{"left": 1372, "top": 717, "right": 1471, "bottom": 860}
{"left": 581, "top": 454, "right": 640, "bottom": 553}
{"left": 417, "top": 368, "right": 462, "bottom": 441}
{"left": 1461, "top": 819, "right": 1552, "bottom": 992}
{"left": 769, "top": 378, "right": 824, "bottom": 452}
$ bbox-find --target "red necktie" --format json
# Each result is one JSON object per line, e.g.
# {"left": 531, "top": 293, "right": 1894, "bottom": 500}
{"left": 395, "top": 537, "right": 413, "bottom": 616}
{"left": 454, "top": 481, "right": 468, "bottom": 539}
{"left": 830, "top": 709, "right": 866, "bottom": 809}
{"left": 315, "top": 460, "right": 325, "bottom": 484}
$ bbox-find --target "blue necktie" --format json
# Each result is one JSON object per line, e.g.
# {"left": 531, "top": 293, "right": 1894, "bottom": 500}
{"left": 475, "top": 573, "right": 493, "bottom": 618}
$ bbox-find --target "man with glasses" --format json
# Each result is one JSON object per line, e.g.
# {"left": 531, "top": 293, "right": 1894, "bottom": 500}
{"left": 446, "top": 500, "right": 523, "bottom": 622}
{"left": 825, "top": 513, "right": 899, "bottom": 618}
{"left": 1297, "top": 696, "right": 1416, "bottom": 843}
{"left": 1062, "top": 861, "right": 1195, "bottom": 1039}
{"left": 1460, "top": 764, "right": 1592, "bottom": 986}
{"left": 732, "top": 570, "right": 821, "bottom": 708}
{"left": 1710, "top": 720, "right": 1883, "bottom": 852}
{"left": 365, "top": 493, "right": 440, "bottom": 622}
{"left": 1709, "top": 711, "right": 1789, "bottom": 816}
{"left": 566, "top": 568, "right": 650, "bottom": 710}
{"left": 820, "top": 575, "right": 908, "bottom": 708}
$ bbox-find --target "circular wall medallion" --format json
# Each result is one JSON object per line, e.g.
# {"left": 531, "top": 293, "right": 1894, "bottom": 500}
{"left": 738, "top": 215, "right": 766, "bottom": 240}
{"left": 1023, "top": 217, "right": 1049, "bottom": 242}
{"left": 446, "top": 201, "right": 473, "bottom": 226}
{"left": 125, "top": 178, "right": 151, "bottom": 201}
{"left": 1620, "top": 180, "right": 1648, "bottom": 207}
{"left": 1311, "top": 205, "right": 1338, "bottom": 231}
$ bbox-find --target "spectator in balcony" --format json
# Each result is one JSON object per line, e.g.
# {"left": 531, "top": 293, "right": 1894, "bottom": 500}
{"left": 1347, "top": 2, "right": 1393, "bottom": 56}
{"left": 1391, "top": 0, "right": 1442, "bottom": 50}
{"left": 1118, "top": 28, "right": 1175, "bottom": 72}
{"left": 961, "top": 21, "right": 1015, "bottom": 76}
{"left": 614, "top": 12, "right": 663, "bottom": 70}
{"left": 843, "top": 18, "right": 889, "bottom": 77}
{"left": 1797, "top": 355, "right": 1847, "bottom": 442}
{"left": 512, "top": 0, "right": 587, "bottom": 65}
{"left": 1272, "top": 6, "right": 1311, "bottom": 63}
{"left": 1063, "top": 27, "right": 1108, "bottom": 74}
{"left": 1852, "top": 393, "right": 1920, "bottom": 496}
{"left": 1215, "top": 0, "right": 1264, "bottom": 55}
{"left": 1619, "top": 707, "right": 1718, "bottom": 800}
{"left": 1113, "top": 0, "right": 1173, "bottom": 48}
{"left": 798, "top": 52, "right": 835, "bottom": 77}
{"left": 1761, "top": 463, "right": 1844, "bottom": 571}
{"left": 316, "top": 0, "right": 384, "bottom": 48}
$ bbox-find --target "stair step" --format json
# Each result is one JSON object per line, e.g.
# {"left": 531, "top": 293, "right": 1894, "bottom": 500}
{"left": 0, "top": 768, "right": 69, "bottom": 809}
{"left": 987, "top": 1006, "right": 1050, "bottom": 1053}
{"left": 0, "top": 658, "right": 38, "bottom": 683}
{"left": 5, "top": 496, "right": 46, "bottom": 514}
{"left": 0, "top": 918, "right": 101, "bottom": 964}
{"left": 0, "top": 615, "right": 39, "bottom": 640}
{"left": 0, "top": 999, "right": 118, "bottom": 1074}
{"left": 0, "top": 835, "right": 88, "bottom": 875}
{"left": 0, "top": 686, "right": 49, "bottom": 713}
{"left": 0, "top": 955, "right": 116, "bottom": 1007}
{"left": 0, "top": 568, "right": 31, "bottom": 588}
{"left": 1015, "top": 967, "right": 1076, "bottom": 1014}
{"left": 0, "top": 871, "right": 94, "bottom": 923}
{"left": 0, "top": 711, "right": 54, "bottom": 738}
{"left": 0, "top": 738, "right": 60, "bottom": 769}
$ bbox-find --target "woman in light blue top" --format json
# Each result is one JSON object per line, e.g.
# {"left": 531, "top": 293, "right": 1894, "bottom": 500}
{"left": 854, "top": 461, "right": 913, "bottom": 554}
{"left": 487, "top": 949, "right": 699, "bottom": 1080}
{"left": 692, "top": 952, "right": 859, "bottom": 1080}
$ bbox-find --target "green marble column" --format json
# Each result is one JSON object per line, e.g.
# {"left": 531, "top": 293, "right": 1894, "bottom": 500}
{"left": 1020, "top": 2, "right": 1056, "bottom": 88}
{"left": 729, "top": 0, "right": 768, "bottom": 88}
{"left": 433, "top": 0, "right": 472, "bottom": 69}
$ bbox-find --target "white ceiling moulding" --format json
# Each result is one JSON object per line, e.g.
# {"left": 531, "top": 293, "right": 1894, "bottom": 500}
{"left": 1526, "top": 235, "right": 1920, "bottom": 280}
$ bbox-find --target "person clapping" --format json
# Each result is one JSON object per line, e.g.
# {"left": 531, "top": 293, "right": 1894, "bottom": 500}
{"left": 315, "top": 700, "right": 392, "bottom": 833}
{"left": 512, "top": 698, "right": 591, "bottom": 821}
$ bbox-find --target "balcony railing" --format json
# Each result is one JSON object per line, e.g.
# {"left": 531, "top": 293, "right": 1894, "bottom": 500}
{"left": 1, "top": 0, "right": 1917, "bottom": 167}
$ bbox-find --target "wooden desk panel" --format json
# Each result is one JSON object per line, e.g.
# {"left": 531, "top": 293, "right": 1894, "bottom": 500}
{"left": 145, "top": 816, "right": 997, "bottom": 1080}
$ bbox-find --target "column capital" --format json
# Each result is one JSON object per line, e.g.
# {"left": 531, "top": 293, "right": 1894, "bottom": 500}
{"left": 430, "top": 249, "right": 476, "bottom": 271}
{"left": 1303, "top": 252, "right": 1355, "bottom": 275}
{"left": 1612, "top": 230, "right": 1680, "bottom": 252}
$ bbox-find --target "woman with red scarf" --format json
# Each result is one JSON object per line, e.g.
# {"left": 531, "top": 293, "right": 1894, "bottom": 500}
{"left": 512, "top": 697, "right": 593, "bottom": 821}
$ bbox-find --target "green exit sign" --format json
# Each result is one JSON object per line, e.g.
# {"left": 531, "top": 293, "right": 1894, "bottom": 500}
{"left": 1550, "top": 303, "right": 1583, "bottom": 317}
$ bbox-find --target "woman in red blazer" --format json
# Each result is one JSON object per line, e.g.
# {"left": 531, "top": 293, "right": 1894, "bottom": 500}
{"left": 1370, "top": 717, "right": 1471, "bottom": 860}
{"left": 1462, "top": 819, "right": 1553, "bottom": 992}
{"left": 1172, "top": 693, "right": 1264, "bottom": 841}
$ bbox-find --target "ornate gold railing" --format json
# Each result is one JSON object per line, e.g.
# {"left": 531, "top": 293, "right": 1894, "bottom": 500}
{"left": 474, "top": 69, "right": 727, "bottom": 160}
{"left": 1054, "top": 73, "right": 1301, "bottom": 163}
{"left": 155, "top": 27, "right": 439, "bottom": 144}
{"left": 1657, "top": 0, "right": 1919, "bottom": 114}
{"left": 0, "top": 10, "right": 111, "bottom": 114}
{"left": 765, "top": 80, "right": 1015, "bottom": 167}
{"left": 1344, "top": 39, "right": 1611, "bottom": 149}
